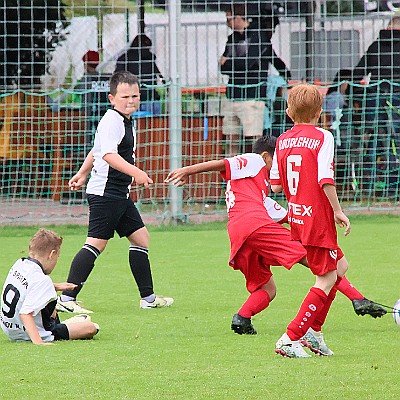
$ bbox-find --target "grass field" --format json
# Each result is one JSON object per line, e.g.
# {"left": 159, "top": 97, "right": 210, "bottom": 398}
{"left": 0, "top": 215, "right": 399, "bottom": 399}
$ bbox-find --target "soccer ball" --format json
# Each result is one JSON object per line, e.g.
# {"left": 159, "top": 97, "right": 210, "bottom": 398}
{"left": 393, "top": 300, "right": 400, "bottom": 327}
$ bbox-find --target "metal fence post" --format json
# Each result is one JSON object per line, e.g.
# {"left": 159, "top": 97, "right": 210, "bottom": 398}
{"left": 168, "top": 0, "right": 185, "bottom": 223}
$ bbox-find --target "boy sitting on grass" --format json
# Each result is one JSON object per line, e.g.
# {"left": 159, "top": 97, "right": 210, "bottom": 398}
{"left": 0, "top": 228, "right": 99, "bottom": 345}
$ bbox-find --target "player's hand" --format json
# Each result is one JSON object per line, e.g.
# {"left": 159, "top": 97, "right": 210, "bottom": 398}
{"left": 68, "top": 174, "right": 87, "bottom": 191}
{"left": 134, "top": 169, "right": 153, "bottom": 189}
{"left": 334, "top": 210, "right": 351, "bottom": 236}
{"left": 54, "top": 282, "right": 78, "bottom": 292}
{"left": 165, "top": 168, "right": 188, "bottom": 187}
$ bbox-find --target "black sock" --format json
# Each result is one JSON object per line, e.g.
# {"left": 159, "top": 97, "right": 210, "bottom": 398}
{"left": 62, "top": 244, "right": 100, "bottom": 298}
{"left": 129, "top": 245, "right": 154, "bottom": 298}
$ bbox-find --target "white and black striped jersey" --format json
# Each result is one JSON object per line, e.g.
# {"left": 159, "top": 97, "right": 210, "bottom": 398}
{"left": 86, "top": 109, "right": 136, "bottom": 199}
{"left": 0, "top": 257, "right": 57, "bottom": 342}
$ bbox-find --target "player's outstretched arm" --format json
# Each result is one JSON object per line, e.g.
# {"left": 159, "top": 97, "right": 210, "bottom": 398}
{"left": 165, "top": 160, "right": 226, "bottom": 187}
{"left": 53, "top": 282, "right": 78, "bottom": 292}
{"left": 20, "top": 313, "right": 53, "bottom": 345}
{"left": 69, "top": 149, "right": 94, "bottom": 191}
{"left": 322, "top": 184, "right": 351, "bottom": 236}
{"left": 103, "top": 152, "right": 153, "bottom": 188}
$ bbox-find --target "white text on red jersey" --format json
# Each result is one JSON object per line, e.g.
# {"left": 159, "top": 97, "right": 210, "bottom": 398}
{"left": 288, "top": 202, "right": 313, "bottom": 216}
{"left": 279, "top": 137, "right": 321, "bottom": 150}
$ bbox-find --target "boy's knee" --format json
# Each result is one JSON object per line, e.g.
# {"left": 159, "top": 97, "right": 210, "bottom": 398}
{"left": 315, "top": 270, "right": 337, "bottom": 295}
{"left": 129, "top": 227, "right": 150, "bottom": 248}
{"left": 269, "top": 287, "right": 277, "bottom": 301}
{"left": 337, "top": 256, "right": 349, "bottom": 277}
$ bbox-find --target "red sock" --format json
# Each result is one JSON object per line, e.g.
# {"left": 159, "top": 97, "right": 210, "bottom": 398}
{"left": 312, "top": 277, "right": 342, "bottom": 332}
{"left": 287, "top": 287, "right": 327, "bottom": 341}
{"left": 238, "top": 289, "right": 271, "bottom": 318}
{"left": 337, "top": 276, "right": 364, "bottom": 301}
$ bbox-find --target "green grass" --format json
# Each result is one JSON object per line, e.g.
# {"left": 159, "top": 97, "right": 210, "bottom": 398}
{"left": 0, "top": 215, "right": 399, "bottom": 399}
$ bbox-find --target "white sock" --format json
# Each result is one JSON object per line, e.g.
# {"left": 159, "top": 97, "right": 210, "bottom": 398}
{"left": 142, "top": 294, "right": 156, "bottom": 303}
{"left": 60, "top": 295, "right": 75, "bottom": 302}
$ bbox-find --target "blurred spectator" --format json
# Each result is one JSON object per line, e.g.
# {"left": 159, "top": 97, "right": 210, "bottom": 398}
{"left": 51, "top": 50, "right": 109, "bottom": 150}
{"left": 352, "top": 14, "right": 400, "bottom": 147}
{"left": 353, "top": 15, "right": 400, "bottom": 87}
{"left": 115, "top": 34, "right": 165, "bottom": 115}
{"left": 219, "top": 3, "right": 291, "bottom": 155}
{"left": 321, "top": 68, "right": 353, "bottom": 143}
{"left": 352, "top": 15, "right": 400, "bottom": 196}
{"left": 323, "top": 69, "right": 352, "bottom": 121}
{"left": 321, "top": 69, "right": 357, "bottom": 189}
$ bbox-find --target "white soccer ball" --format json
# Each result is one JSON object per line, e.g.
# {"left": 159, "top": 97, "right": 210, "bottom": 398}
{"left": 393, "top": 300, "right": 400, "bottom": 328}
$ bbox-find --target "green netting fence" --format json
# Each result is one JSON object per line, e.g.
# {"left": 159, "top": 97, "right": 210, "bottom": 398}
{"left": 0, "top": 80, "right": 399, "bottom": 224}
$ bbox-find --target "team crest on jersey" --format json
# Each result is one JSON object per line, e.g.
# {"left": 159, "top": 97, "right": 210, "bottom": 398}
{"left": 235, "top": 157, "right": 248, "bottom": 170}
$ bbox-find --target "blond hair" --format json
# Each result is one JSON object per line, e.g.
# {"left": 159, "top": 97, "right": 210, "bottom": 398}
{"left": 287, "top": 84, "right": 323, "bottom": 124}
{"left": 29, "top": 228, "right": 63, "bottom": 257}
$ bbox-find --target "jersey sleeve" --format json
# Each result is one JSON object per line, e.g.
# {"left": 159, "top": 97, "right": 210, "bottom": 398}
{"left": 97, "top": 112, "right": 125, "bottom": 158}
{"left": 223, "top": 154, "right": 265, "bottom": 181}
{"left": 264, "top": 197, "right": 288, "bottom": 222}
{"left": 220, "top": 158, "right": 231, "bottom": 181}
{"left": 317, "top": 128, "right": 335, "bottom": 187}
{"left": 20, "top": 277, "right": 57, "bottom": 316}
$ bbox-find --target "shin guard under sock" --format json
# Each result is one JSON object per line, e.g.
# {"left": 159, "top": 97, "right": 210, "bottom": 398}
{"left": 312, "top": 276, "right": 342, "bottom": 332}
{"left": 129, "top": 245, "right": 154, "bottom": 298}
{"left": 238, "top": 289, "right": 271, "bottom": 318}
{"left": 287, "top": 287, "right": 327, "bottom": 341}
{"left": 62, "top": 244, "right": 100, "bottom": 298}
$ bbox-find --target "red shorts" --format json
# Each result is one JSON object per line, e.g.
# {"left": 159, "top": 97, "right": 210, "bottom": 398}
{"left": 337, "top": 246, "right": 344, "bottom": 260}
{"left": 230, "top": 224, "right": 307, "bottom": 293}
{"left": 304, "top": 245, "right": 338, "bottom": 276}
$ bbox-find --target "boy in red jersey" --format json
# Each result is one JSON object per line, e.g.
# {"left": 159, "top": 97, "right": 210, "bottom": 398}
{"left": 166, "top": 134, "right": 386, "bottom": 338}
{"left": 166, "top": 136, "right": 308, "bottom": 335}
{"left": 270, "top": 83, "right": 351, "bottom": 357}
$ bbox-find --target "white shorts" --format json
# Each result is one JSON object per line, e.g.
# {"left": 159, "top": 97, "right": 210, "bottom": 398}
{"left": 222, "top": 99, "right": 265, "bottom": 138}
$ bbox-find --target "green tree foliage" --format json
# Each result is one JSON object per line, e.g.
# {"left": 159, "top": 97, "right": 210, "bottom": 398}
{"left": 0, "top": 0, "right": 70, "bottom": 89}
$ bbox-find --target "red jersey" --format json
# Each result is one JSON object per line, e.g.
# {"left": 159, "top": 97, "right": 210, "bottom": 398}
{"left": 270, "top": 124, "right": 338, "bottom": 249}
{"left": 222, "top": 153, "right": 275, "bottom": 262}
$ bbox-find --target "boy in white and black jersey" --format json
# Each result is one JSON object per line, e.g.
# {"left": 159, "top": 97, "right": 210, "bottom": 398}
{"left": 58, "top": 71, "right": 173, "bottom": 313}
{"left": 0, "top": 229, "right": 99, "bottom": 345}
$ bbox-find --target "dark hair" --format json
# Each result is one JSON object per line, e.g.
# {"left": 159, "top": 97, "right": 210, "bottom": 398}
{"left": 252, "top": 135, "right": 277, "bottom": 156}
{"left": 109, "top": 71, "right": 139, "bottom": 95}
{"left": 131, "top": 34, "right": 152, "bottom": 48}
{"left": 224, "top": 4, "right": 247, "bottom": 18}
{"left": 326, "top": 69, "right": 352, "bottom": 95}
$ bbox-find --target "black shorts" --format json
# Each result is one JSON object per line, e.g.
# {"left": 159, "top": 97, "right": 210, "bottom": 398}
{"left": 48, "top": 317, "right": 69, "bottom": 341}
{"left": 87, "top": 194, "right": 145, "bottom": 240}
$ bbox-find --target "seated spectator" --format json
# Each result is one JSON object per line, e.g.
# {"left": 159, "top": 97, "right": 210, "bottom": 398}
{"left": 322, "top": 69, "right": 352, "bottom": 126}
{"left": 351, "top": 15, "right": 400, "bottom": 196}
{"left": 219, "top": 3, "right": 291, "bottom": 155}
{"left": 320, "top": 69, "right": 354, "bottom": 148}
{"left": 352, "top": 14, "right": 400, "bottom": 147}
{"left": 114, "top": 34, "right": 165, "bottom": 115}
